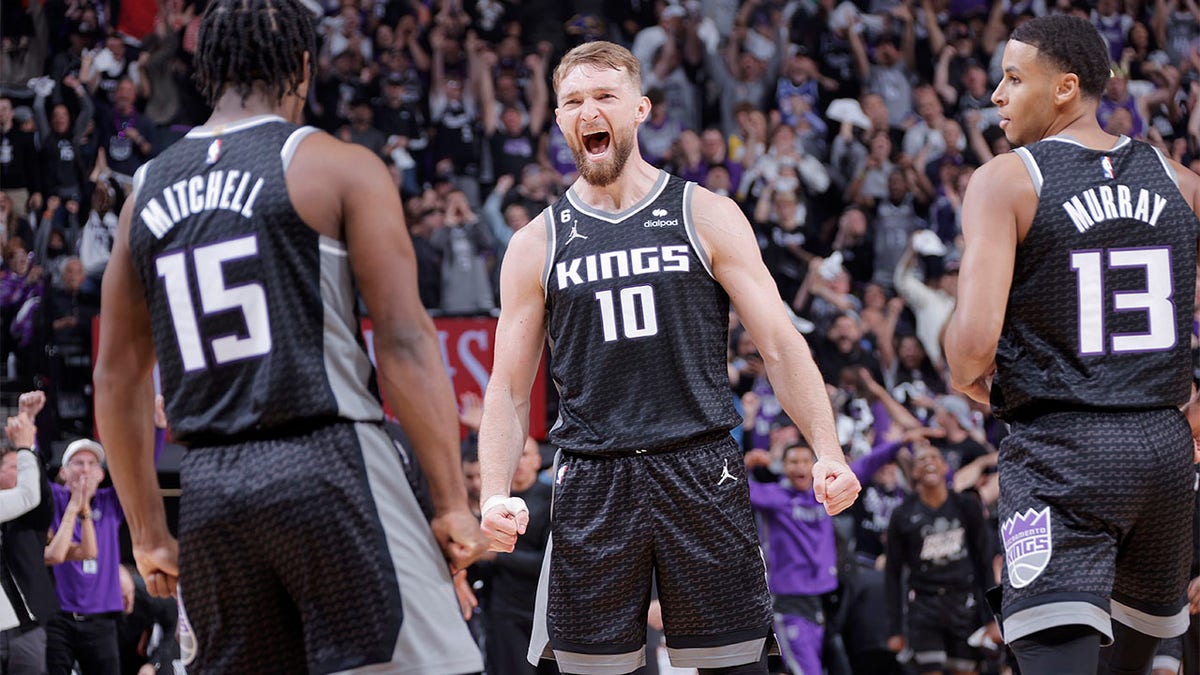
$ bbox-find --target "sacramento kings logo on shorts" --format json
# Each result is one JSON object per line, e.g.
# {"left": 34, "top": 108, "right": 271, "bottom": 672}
{"left": 1001, "top": 507, "right": 1053, "bottom": 588}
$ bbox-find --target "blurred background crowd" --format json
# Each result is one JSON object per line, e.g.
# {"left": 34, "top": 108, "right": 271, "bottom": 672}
{"left": 1, "top": 0, "right": 1199, "bottom": 673}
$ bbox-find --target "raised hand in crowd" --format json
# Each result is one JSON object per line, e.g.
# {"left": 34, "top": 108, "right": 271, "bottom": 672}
{"left": 18, "top": 390, "right": 46, "bottom": 420}
{"left": 5, "top": 411, "right": 36, "bottom": 449}
{"left": 458, "top": 391, "right": 483, "bottom": 432}
{"left": 741, "top": 390, "right": 761, "bottom": 427}
{"left": 743, "top": 448, "right": 772, "bottom": 470}
{"left": 492, "top": 173, "right": 515, "bottom": 197}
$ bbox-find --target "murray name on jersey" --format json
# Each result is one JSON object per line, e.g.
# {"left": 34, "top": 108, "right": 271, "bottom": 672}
{"left": 1061, "top": 184, "right": 1168, "bottom": 233}
{"left": 139, "top": 168, "right": 266, "bottom": 239}
{"left": 554, "top": 245, "right": 691, "bottom": 290}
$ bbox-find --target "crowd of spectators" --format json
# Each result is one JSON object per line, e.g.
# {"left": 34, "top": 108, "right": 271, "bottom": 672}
{"left": 2, "top": 0, "right": 1200, "bottom": 673}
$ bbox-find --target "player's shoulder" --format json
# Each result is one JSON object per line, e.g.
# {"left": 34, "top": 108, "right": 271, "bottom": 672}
{"left": 498, "top": 209, "right": 551, "bottom": 294}
{"left": 688, "top": 182, "right": 743, "bottom": 218}
{"left": 1152, "top": 147, "right": 1200, "bottom": 212}
{"left": 967, "top": 151, "right": 1035, "bottom": 199}
{"left": 290, "top": 127, "right": 379, "bottom": 167}
{"left": 888, "top": 495, "right": 916, "bottom": 524}
{"left": 287, "top": 127, "right": 393, "bottom": 198}
{"left": 950, "top": 486, "right": 985, "bottom": 512}
{"left": 975, "top": 150, "right": 1028, "bottom": 182}
{"left": 507, "top": 207, "right": 550, "bottom": 260}
{"left": 686, "top": 182, "right": 750, "bottom": 235}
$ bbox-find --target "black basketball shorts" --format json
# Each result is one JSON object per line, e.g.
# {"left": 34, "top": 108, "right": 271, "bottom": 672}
{"left": 527, "top": 433, "right": 774, "bottom": 674}
{"left": 907, "top": 590, "right": 982, "bottom": 674}
{"left": 177, "top": 421, "right": 480, "bottom": 674}
{"left": 997, "top": 408, "right": 1194, "bottom": 645}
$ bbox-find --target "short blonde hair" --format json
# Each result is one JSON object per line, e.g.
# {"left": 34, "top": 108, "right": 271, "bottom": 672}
{"left": 552, "top": 41, "right": 642, "bottom": 98}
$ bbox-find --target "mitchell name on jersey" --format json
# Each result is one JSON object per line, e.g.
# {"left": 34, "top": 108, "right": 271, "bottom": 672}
{"left": 140, "top": 168, "right": 266, "bottom": 239}
{"left": 1061, "top": 184, "right": 1169, "bottom": 233}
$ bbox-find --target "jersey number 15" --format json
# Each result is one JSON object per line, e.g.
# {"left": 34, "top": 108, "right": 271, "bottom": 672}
{"left": 156, "top": 235, "right": 272, "bottom": 371}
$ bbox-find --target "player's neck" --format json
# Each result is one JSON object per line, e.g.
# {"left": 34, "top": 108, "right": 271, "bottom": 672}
{"left": 917, "top": 483, "right": 949, "bottom": 509}
{"left": 571, "top": 155, "right": 661, "bottom": 213}
{"left": 1042, "top": 106, "right": 1119, "bottom": 150}
{"left": 206, "top": 89, "right": 299, "bottom": 129}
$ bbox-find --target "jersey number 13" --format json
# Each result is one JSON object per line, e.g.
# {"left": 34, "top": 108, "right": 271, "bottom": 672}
{"left": 1070, "top": 246, "right": 1176, "bottom": 355}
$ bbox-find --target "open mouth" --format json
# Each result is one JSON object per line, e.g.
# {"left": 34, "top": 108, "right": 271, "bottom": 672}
{"left": 583, "top": 130, "right": 611, "bottom": 156}
{"left": 790, "top": 473, "right": 812, "bottom": 486}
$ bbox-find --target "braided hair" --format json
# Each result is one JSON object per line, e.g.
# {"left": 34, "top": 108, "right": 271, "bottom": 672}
{"left": 194, "top": 0, "right": 317, "bottom": 107}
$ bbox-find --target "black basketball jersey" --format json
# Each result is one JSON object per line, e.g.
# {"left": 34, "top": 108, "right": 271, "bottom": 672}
{"left": 127, "top": 115, "right": 382, "bottom": 444}
{"left": 993, "top": 136, "right": 1198, "bottom": 419}
{"left": 542, "top": 171, "right": 741, "bottom": 455}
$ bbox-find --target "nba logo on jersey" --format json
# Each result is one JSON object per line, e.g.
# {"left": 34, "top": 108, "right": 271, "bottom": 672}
{"left": 1001, "top": 507, "right": 1053, "bottom": 588}
{"left": 206, "top": 139, "right": 222, "bottom": 165}
{"left": 1101, "top": 155, "right": 1115, "bottom": 179}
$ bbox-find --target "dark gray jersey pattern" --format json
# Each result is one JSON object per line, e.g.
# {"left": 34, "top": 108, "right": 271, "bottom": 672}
{"left": 994, "top": 136, "right": 1199, "bottom": 419}
{"left": 127, "top": 116, "right": 381, "bottom": 444}
{"left": 542, "top": 171, "right": 741, "bottom": 455}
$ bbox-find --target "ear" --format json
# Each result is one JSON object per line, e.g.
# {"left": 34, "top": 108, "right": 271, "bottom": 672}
{"left": 298, "top": 51, "right": 312, "bottom": 97}
{"left": 635, "top": 95, "right": 651, "bottom": 125}
{"left": 1054, "top": 72, "right": 1080, "bottom": 107}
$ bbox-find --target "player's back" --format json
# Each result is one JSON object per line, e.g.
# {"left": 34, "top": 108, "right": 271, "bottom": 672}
{"left": 127, "top": 116, "right": 381, "bottom": 444}
{"left": 995, "top": 135, "right": 1199, "bottom": 419}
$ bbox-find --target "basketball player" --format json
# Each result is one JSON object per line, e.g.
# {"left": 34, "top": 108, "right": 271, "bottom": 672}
{"left": 944, "top": 15, "right": 1200, "bottom": 674}
{"left": 884, "top": 443, "right": 996, "bottom": 675}
{"left": 477, "top": 41, "right": 861, "bottom": 675}
{"left": 93, "top": 2, "right": 486, "bottom": 672}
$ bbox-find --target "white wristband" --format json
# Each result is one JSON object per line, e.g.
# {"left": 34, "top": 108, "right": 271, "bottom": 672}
{"left": 482, "top": 495, "right": 528, "bottom": 518}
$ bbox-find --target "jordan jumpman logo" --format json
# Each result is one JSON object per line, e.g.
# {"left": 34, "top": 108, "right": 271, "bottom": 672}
{"left": 564, "top": 222, "right": 589, "bottom": 246}
{"left": 717, "top": 458, "right": 737, "bottom": 486}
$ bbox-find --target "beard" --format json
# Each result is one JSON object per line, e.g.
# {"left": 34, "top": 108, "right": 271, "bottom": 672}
{"left": 569, "top": 128, "right": 635, "bottom": 187}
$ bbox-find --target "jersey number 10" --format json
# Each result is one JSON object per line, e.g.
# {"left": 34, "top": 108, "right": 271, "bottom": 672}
{"left": 156, "top": 234, "right": 272, "bottom": 371}
{"left": 1070, "top": 246, "right": 1176, "bottom": 355}
{"left": 595, "top": 285, "right": 659, "bottom": 342}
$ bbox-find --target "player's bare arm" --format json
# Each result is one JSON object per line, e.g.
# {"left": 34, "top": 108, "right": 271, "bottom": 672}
{"left": 692, "top": 187, "right": 860, "bottom": 515}
{"left": 294, "top": 133, "right": 486, "bottom": 570}
{"left": 1164, "top": 156, "right": 1200, "bottom": 449}
{"left": 94, "top": 196, "right": 177, "bottom": 597}
{"left": 478, "top": 217, "right": 547, "bottom": 551}
{"left": 944, "top": 152, "right": 1033, "bottom": 404}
